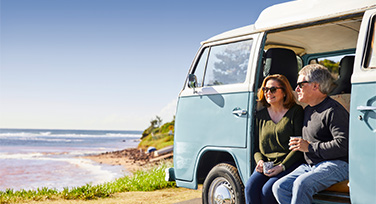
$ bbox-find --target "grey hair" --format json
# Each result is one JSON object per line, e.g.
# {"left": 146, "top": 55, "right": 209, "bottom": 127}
{"left": 299, "top": 64, "right": 335, "bottom": 94}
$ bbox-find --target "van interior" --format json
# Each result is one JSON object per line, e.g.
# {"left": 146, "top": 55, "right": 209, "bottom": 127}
{"left": 259, "top": 14, "right": 361, "bottom": 94}
{"left": 256, "top": 14, "right": 362, "bottom": 203}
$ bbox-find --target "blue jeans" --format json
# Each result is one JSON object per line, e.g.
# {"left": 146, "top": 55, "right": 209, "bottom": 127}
{"left": 272, "top": 160, "right": 349, "bottom": 204}
{"left": 245, "top": 162, "right": 301, "bottom": 204}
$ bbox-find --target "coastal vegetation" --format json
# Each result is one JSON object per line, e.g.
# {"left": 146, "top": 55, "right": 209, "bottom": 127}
{"left": 0, "top": 161, "right": 175, "bottom": 203}
{"left": 0, "top": 117, "right": 177, "bottom": 203}
{"left": 138, "top": 116, "right": 174, "bottom": 150}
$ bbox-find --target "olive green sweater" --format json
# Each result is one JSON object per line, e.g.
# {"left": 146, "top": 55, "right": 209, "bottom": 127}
{"left": 254, "top": 104, "right": 304, "bottom": 169}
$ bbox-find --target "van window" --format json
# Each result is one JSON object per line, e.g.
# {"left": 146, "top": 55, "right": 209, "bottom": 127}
{"left": 203, "top": 40, "right": 252, "bottom": 86}
{"left": 193, "top": 48, "right": 209, "bottom": 87}
{"left": 316, "top": 56, "right": 341, "bottom": 79}
{"left": 364, "top": 15, "right": 376, "bottom": 69}
{"left": 311, "top": 54, "right": 354, "bottom": 80}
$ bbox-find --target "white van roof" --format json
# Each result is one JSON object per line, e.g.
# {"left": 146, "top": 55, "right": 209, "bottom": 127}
{"left": 255, "top": 0, "right": 376, "bottom": 30}
{"left": 204, "top": 0, "right": 376, "bottom": 44}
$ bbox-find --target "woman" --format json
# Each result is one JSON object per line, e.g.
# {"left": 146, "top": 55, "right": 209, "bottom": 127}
{"left": 245, "top": 74, "right": 304, "bottom": 204}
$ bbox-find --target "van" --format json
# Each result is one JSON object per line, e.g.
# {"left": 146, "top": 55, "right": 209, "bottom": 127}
{"left": 166, "top": 0, "right": 376, "bottom": 203}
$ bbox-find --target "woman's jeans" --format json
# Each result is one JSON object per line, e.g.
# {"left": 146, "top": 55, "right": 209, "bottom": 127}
{"left": 272, "top": 160, "right": 349, "bottom": 204}
{"left": 244, "top": 162, "right": 301, "bottom": 204}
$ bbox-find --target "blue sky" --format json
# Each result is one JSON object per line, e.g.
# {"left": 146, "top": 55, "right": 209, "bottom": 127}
{"left": 0, "top": 0, "right": 290, "bottom": 131}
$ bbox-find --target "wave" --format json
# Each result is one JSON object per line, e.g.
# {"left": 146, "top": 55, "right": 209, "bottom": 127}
{"left": 0, "top": 152, "right": 46, "bottom": 159}
{"left": 2, "top": 137, "right": 84, "bottom": 143}
{"left": 0, "top": 149, "right": 111, "bottom": 159}
{"left": 0, "top": 152, "right": 127, "bottom": 191}
{"left": 40, "top": 131, "right": 52, "bottom": 136}
{"left": 0, "top": 132, "right": 141, "bottom": 139}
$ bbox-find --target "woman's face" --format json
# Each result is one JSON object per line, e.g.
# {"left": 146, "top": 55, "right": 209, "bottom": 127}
{"left": 264, "top": 79, "right": 285, "bottom": 106}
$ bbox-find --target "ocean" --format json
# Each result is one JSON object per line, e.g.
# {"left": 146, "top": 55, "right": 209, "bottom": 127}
{"left": 0, "top": 128, "right": 142, "bottom": 192}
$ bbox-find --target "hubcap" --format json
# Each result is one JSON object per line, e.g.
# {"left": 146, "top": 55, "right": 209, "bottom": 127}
{"left": 208, "top": 177, "right": 235, "bottom": 204}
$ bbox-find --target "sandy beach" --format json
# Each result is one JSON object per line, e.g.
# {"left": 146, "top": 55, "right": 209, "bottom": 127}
{"left": 75, "top": 148, "right": 202, "bottom": 204}
{"left": 82, "top": 147, "right": 171, "bottom": 173}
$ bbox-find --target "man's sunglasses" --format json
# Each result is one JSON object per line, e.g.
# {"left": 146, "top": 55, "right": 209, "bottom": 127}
{"left": 262, "top": 87, "right": 283, "bottom": 94}
{"left": 296, "top": 81, "right": 311, "bottom": 88}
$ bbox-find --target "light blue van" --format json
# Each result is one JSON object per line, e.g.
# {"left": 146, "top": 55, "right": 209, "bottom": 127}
{"left": 166, "top": 0, "right": 376, "bottom": 203}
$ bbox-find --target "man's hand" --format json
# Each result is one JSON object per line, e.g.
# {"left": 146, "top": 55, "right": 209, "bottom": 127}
{"left": 289, "top": 138, "right": 310, "bottom": 152}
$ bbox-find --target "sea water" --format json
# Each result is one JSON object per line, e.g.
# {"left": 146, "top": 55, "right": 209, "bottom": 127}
{"left": 0, "top": 128, "right": 142, "bottom": 191}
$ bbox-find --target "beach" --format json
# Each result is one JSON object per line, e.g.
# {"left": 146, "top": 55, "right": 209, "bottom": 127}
{"left": 79, "top": 148, "right": 203, "bottom": 204}
{"left": 0, "top": 129, "right": 202, "bottom": 203}
{"left": 0, "top": 128, "right": 142, "bottom": 191}
{"left": 34, "top": 148, "right": 201, "bottom": 204}
{"left": 82, "top": 147, "right": 172, "bottom": 173}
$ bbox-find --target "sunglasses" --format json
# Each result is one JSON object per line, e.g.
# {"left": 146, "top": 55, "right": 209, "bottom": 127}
{"left": 296, "top": 81, "right": 311, "bottom": 88}
{"left": 262, "top": 86, "right": 283, "bottom": 94}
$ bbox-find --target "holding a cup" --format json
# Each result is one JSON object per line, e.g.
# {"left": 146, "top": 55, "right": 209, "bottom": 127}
{"left": 289, "top": 136, "right": 302, "bottom": 150}
{"left": 244, "top": 74, "right": 305, "bottom": 204}
{"left": 263, "top": 161, "right": 274, "bottom": 174}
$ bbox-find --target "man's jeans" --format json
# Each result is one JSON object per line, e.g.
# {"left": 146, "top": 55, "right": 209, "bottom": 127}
{"left": 272, "top": 160, "right": 348, "bottom": 204}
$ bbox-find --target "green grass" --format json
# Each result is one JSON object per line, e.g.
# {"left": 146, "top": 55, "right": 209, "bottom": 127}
{"left": 0, "top": 161, "right": 175, "bottom": 203}
{"left": 0, "top": 187, "right": 60, "bottom": 203}
{"left": 138, "top": 134, "right": 174, "bottom": 150}
{"left": 139, "top": 119, "right": 174, "bottom": 150}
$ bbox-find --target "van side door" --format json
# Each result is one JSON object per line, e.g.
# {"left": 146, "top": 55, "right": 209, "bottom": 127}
{"left": 174, "top": 35, "right": 259, "bottom": 183}
{"left": 349, "top": 8, "right": 376, "bottom": 203}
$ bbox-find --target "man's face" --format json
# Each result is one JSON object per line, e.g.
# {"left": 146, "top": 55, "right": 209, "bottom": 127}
{"left": 295, "top": 75, "right": 313, "bottom": 104}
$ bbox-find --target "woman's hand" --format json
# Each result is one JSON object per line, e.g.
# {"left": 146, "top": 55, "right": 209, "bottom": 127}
{"left": 256, "top": 160, "right": 264, "bottom": 173}
{"left": 264, "top": 165, "right": 284, "bottom": 177}
{"left": 289, "top": 138, "right": 310, "bottom": 152}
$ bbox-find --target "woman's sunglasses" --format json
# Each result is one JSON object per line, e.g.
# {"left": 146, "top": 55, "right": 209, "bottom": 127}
{"left": 262, "top": 87, "right": 283, "bottom": 94}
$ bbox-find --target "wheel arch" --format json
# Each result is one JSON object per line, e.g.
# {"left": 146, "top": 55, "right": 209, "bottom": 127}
{"left": 195, "top": 148, "right": 243, "bottom": 185}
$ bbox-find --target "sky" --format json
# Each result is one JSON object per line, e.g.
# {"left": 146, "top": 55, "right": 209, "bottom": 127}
{"left": 0, "top": 0, "right": 290, "bottom": 131}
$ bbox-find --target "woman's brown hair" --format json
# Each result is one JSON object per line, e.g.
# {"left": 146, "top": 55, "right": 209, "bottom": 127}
{"left": 257, "top": 74, "right": 296, "bottom": 109}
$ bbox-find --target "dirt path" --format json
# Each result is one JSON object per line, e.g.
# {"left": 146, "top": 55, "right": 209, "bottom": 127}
{"left": 25, "top": 186, "right": 202, "bottom": 204}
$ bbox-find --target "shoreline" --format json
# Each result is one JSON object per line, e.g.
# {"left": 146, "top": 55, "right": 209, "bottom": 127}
{"left": 82, "top": 147, "right": 172, "bottom": 173}
{"left": 2, "top": 148, "right": 203, "bottom": 204}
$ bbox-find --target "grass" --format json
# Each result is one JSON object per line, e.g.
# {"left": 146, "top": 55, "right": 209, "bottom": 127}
{"left": 0, "top": 161, "right": 176, "bottom": 203}
{"left": 139, "top": 120, "right": 174, "bottom": 150}
{"left": 138, "top": 133, "right": 174, "bottom": 150}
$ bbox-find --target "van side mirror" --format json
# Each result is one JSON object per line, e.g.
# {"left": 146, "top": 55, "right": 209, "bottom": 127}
{"left": 188, "top": 74, "right": 197, "bottom": 93}
{"left": 188, "top": 74, "right": 197, "bottom": 88}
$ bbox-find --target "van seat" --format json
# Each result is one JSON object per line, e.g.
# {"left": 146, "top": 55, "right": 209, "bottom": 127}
{"left": 313, "top": 180, "right": 350, "bottom": 204}
{"left": 331, "top": 56, "right": 355, "bottom": 95}
{"left": 325, "top": 180, "right": 349, "bottom": 193}
{"left": 294, "top": 90, "right": 350, "bottom": 112}
{"left": 330, "top": 94, "right": 350, "bottom": 112}
{"left": 263, "top": 48, "right": 298, "bottom": 89}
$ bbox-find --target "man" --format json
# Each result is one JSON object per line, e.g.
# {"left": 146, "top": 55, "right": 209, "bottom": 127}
{"left": 272, "top": 64, "right": 349, "bottom": 204}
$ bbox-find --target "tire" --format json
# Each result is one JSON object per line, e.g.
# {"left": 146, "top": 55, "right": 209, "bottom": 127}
{"left": 202, "top": 163, "right": 245, "bottom": 204}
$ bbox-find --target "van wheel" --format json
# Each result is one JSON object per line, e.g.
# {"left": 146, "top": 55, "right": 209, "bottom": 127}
{"left": 202, "top": 163, "right": 244, "bottom": 204}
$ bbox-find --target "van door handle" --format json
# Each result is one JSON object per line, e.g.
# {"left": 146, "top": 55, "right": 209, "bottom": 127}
{"left": 357, "top": 106, "right": 376, "bottom": 111}
{"left": 232, "top": 108, "right": 247, "bottom": 117}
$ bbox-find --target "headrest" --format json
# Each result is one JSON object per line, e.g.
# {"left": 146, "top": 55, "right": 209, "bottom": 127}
{"left": 264, "top": 48, "right": 298, "bottom": 89}
{"left": 330, "top": 55, "right": 354, "bottom": 95}
{"left": 338, "top": 56, "right": 355, "bottom": 81}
